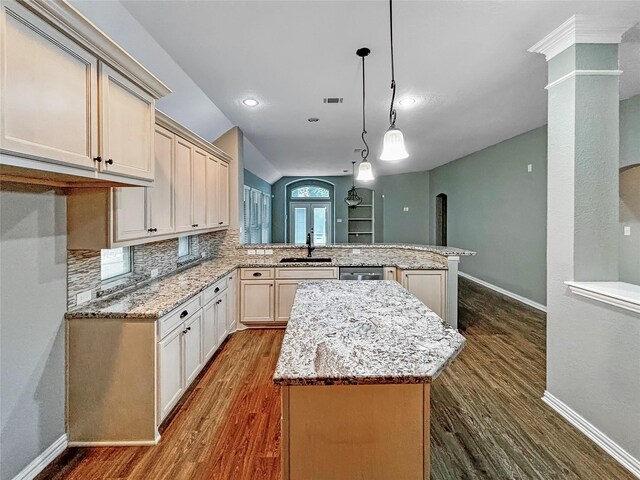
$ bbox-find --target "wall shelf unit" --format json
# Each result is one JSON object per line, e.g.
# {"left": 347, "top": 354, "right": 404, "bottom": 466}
{"left": 347, "top": 189, "right": 375, "bottom": 244}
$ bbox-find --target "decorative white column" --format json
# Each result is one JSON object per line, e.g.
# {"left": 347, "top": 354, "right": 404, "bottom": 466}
{"left": 445, "top": 255, "right": 459, "bottom": 330}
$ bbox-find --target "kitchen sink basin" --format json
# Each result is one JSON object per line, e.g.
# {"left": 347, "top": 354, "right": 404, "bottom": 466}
{"left": 279, "top": 257, "right": 332, "bottom": 263}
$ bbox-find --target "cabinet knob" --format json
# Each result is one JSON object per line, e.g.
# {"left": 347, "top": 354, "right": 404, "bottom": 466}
{"left": 186, "top": 326, "right": 191, "bottom": 331}
{"left": 180, "top": 310, "right": 188, "bottom": 319}
{"left": 214, "top": 287, "right": 220, "bottom": 293}
{"left": 218, "top": 222, "right": 223, "bottom": 225}
{"left": 93, "top": 156, "right": 102, "bottom": 163}
{"left": 182, "top": 329, "right": 187, "bottom": 335}
{"left": 105, "top": 158, "right": 114, "bottom": 165}
{"left": 148, "top": 228, "right": 158, "bottom": 233}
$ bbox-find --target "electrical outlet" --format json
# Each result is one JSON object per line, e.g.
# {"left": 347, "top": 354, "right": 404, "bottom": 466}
{"left": 76, "top": 290, "right": 92, "bottom": 305}
{"left": 624, "top": 226, "right": 631, "bottom": 236}
{"left": 150, "top": 268, "right": 159, "bottom": 278}
{"left": 256, "top": 249, "right": 265, "bottom": 255}
{"left": 527, "top": 164, "right": 533, "bottom": 172}
{"left": 247, "top": 249, "right": 256, "bottom": 255}
{"left": 265, "top": 249, "right": 273, "bottom": 255}
{"left": 337, "top": 218, "right": 342, "bottom": 223}
{"left": 352, "top": 248, "right": 361, "bottom": 254}
{"left": 403, "top": 207, "right": 409, "bottom": 212}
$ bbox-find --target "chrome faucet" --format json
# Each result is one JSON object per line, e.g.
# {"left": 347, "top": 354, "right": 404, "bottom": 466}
{"left": 306, "top": 233, "right": 315, "bottom": 258}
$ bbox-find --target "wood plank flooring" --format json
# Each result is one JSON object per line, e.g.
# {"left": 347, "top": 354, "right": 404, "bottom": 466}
{"left": 40, "top": 278, "right": 634, "bottom": 479}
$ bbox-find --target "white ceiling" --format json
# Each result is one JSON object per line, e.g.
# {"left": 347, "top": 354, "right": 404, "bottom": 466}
{"left": 123, "top": 1, "right": 640, "bottom": 179}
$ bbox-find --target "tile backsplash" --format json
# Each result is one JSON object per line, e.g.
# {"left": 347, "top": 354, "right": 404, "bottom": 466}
{"left": 67, "top": 229, "right": 239, "bottom": 309}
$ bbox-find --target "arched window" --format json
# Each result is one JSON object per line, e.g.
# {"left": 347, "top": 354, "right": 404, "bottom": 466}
{"left": 290, "top": 185, "right": 330, "bottom": 199}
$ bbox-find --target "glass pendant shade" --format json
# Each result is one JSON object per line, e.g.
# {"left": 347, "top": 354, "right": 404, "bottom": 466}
{"left": 380, "top": 126, "right": 409, "bottom": 161}
{"left": 357, "top": 160, "right": 375, "bottom": 182}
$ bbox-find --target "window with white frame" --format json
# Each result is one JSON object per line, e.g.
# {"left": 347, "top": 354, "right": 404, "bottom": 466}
{"left": 243, "top": 186, "right": 271, "bottom": 244}
{"left": 101, "top": 247, "right": 132, "bottom": 282}
{"left": 178, "top": 236, "right": 192, "bottom": 259}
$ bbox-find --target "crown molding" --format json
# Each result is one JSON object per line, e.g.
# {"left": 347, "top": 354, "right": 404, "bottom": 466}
{"left": 528, "top": 15, "right": 637, "bottom": 61}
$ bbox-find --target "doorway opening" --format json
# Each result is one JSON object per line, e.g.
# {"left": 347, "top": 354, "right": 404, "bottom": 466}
{"left": 436, "top": 193, "right": 447, "bottom": 246}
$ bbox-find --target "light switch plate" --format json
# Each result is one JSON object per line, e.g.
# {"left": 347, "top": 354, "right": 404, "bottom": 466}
{"left": 150, "top": 268, "right": 159, "bottom": 278}
{"left": 403, "top": 207, "right": 409, "bottom": 212}
{"left": 76, "top": 290, "right": 92, "bottom": 305}
{"left": 247, "top": 249, "right": 256, "bottom": 255}
{"left": 528, "top": 164, "right": 533, "bottom": 172}
{"left": 265, "top": 249, "right": 273, "bottom": 255}
{"left": 337, "top": 218, "right": 342, "bottom": 223}
{"left": 256, "top": 249, "right": 265, "bottom": 255}
{"left": 352, "top": 249, "right": 361, "bottom": 254}
{"left": 624, "top": 226, "right": 631, "bottom": 236}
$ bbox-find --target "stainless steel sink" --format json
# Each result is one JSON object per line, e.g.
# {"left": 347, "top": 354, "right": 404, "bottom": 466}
{"left": 279, "top": 257, "right": 332, "bottom": 263}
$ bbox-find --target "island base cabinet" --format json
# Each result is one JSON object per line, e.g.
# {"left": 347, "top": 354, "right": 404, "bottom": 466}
{"left": 281, "top": 383, "right": 430, "bottom": 480}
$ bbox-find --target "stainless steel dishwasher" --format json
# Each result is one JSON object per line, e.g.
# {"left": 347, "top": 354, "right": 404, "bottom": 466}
{"left": 339, "top": 266, "right": 384, "bottom": 281}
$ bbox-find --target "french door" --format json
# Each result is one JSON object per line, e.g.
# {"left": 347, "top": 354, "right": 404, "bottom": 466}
{"left": 289, "top": 202, "right": 331, "bottom": 245}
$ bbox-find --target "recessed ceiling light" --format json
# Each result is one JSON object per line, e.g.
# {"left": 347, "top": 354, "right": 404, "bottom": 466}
{"left": 308, "top": 117, "right": 319, "bottom": 122}
{"left": 399, "top": 97, "right": 416, "bottom": 106}
{"left": 243, "top": 98, "right": 259, "bottom": 107}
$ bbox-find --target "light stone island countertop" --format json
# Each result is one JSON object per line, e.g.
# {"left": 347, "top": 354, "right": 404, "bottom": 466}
{"left": 65, "top": 250, "right": 453, "bottom": 320}
{"left": 273, "top": 280, "right": 466, "bottom": 386}
{"left": 242, "top": 242, "right": 475, "bottom": 256}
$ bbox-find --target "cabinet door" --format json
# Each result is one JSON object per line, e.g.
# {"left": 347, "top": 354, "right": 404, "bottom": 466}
{"left": 0, "top": 2, "right": 98, "bottom": 169}
{"left": 183, "top": 311, "right": 203, "bottom": 385}
{"left": 402, "top": 271, "right": 446, "bottom": 319}
{"left": 174, "top": 137, "right": 193, "bottom": 233}
{"left": 192, "top": 148, "right": 207, "bottom": 229}
{"left": 218, "top": 161, "right": 230, "bottom": 227}
{"left": 202, "top": 301, "right": 217, "bottom": 361}
{"left": 226, "top": 272, "right": 237, "bottom": 331}
{"left": 240, "top": 281, "right": 274, "bottom": 323}
{"left": 113, "top": 187, "right": 149, "bottom": 242}
{"left": 205, "top": 154, "right": 219, "bottom": 228}
{"left": 215, "top": 291, "right": 229, "bottom": 346}
{"left": 275, "top": 280, "right": 298, "bottom": 323}
{"left": 385, "top": 267, "right": 397, "bottom": 281}
{"left": 158, "top": 326, "right": 184, "bottom": 421}
{"left": 99, "top": 63, "right": 154, "bottom": 181}
{"left": 149, "top": 126, "right": 174, "bottom": 236}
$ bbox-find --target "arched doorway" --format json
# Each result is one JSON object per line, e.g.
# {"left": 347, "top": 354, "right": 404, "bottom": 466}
{"left": 285, "top": 179, "right": 334, "bottom": 245}
{"left": 435, "top": 193, "right": 447, "bottom": 246}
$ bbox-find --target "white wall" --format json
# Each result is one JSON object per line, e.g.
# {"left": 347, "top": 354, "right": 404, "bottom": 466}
{"left": 0, "top": 185, "right": 67, "bottom": 480}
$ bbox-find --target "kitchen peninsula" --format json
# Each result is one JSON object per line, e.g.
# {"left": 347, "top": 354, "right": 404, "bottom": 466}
{"left": 274, "top": 280, "right": 465, "bottom": 480}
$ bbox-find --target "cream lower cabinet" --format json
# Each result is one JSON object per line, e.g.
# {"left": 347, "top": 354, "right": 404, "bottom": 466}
{"left": 385, "top": 267, "right": 398, "bottom": 281}
{"left": 241, "top": 267, "right": 338, "bottom": 325}
{"left": 399, "top": 270, "right": 447, "bottom": 320}
{"left": 202, "top": 280, "right": 230, "bottom": 361}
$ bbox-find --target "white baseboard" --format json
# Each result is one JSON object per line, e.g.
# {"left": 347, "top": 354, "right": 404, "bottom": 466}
{"left": 12, "top": 434, "right": 67, "bottom": 480}
{"left": 458, "top": 271, "right": 547, "bottom": 313}
{"left": 543, "top": 391, "right": 640, "bottom": 478}
{"left": 68, "top": 437, "right": 160, "bottom": 447}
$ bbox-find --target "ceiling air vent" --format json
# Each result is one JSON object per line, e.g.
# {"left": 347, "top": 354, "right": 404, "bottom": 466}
{"left": 323, "top": 97, "right": 343, "bottom": 104}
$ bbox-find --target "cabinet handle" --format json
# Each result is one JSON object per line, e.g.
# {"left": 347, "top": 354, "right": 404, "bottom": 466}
{"left": 218, "top": 222, "right": 223, "bottom": 225}
{"left": 180, "top": 310, "right": 188, "bottom": 319}
{"left": 105, "top": 158, "right": 114, "bottom": 165}
{"left": 192, "top": 224, "right": 199, "bottom": 228}
{"left": 148, "top": 228, "right": 158, "bottom": 233}
{"left": 93, "top": 156, "right": 102, "bottom": 163}
{"left": 253, "top": 272, "right": 262, "bottom": 277}
{"left": 186, "top": 326, "right": 191, "bottom": 331}
{"left": 214, "top": 287, "right": 220, "bottom": 293}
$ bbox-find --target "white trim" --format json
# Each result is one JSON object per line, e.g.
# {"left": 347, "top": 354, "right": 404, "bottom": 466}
{"left": 12, "top": 434, "right": 67, "bottom": 480}
{"left": 68, "top": 431, "right": 160, "bottom": 447}
{"left": 458, "top": 271, "right": 547, "bottom": 312}
{"left": 542, "top": 391, "right": 640, "bottom": 478}
{"left": 528, "top": 15, "right": 636, "bottom": 60}
{"left": 545, "top": 69, "right": 623, "bottom": 89}
{"left": 565, "top": 281, "right": 640, "bottom": 315}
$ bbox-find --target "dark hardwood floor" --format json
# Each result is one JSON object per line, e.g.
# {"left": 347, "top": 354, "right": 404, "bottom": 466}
{"left": 40, "top": 278, "right": 634, "bottom": 479}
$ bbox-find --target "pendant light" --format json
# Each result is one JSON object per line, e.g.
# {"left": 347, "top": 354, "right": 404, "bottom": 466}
{"left": 344, "top": 161, "right": 363, "bottom": 207}
{"left": 380, "top": 0, "right": 409, "bottom": 161}
{"left": 355, "top": 47, "right": 375, "bottom": 182}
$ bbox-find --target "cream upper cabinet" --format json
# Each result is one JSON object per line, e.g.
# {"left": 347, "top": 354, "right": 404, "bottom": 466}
{"left": 192, "top": 148, "right": 207, "bottom": 229}
{"left": 205, "top": 155, "right": 219, "bottom": 228}
{"left": 174, "top": 137, "right": 194, "bottom": 233}
{"left": 149, "top": 125, "right": 175, "bottom": 236}
{"left": 113, "top": 187, "right": 149, "bottom": 242}
{"left": 401, "top": 270, "right": 447, "bottom": 319}
{"left": 218, "top": 161, "right": 230, "bottom": 227}
{"left": 0, "top": 2, "right": 98, "bottom": 170}
{"left": 99, "top": 63, "right": 155, "bottom": 181}
{"left": 0, "top": 1, "right": 170, "bottom": 186}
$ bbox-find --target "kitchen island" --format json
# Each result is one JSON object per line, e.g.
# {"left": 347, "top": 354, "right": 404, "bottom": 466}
{"left": 274, "top": 280, "right": 465, "bottom": 480}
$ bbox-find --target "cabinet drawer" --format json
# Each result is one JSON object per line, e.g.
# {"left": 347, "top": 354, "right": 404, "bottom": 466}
{"left": 276, "top": 267, "right": 338, "bottom": 280}
{"left": 203, "top": 277, "right": 228, "bottom": 305}
{"left": 241, "top": 268, "right": 274, "bottom": 280}
{"left": 159, "top": 295, "right": 202, "bottom": 339}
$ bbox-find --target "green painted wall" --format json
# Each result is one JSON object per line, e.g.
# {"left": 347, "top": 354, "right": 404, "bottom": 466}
{"left": 379, "top": 171, "right": 430, "bottom": 244}
{"left": 429, "top": 127, "right": 549, "bottom": 306}
{"left": 243, "top": 168, "right": 272, "bottom": 195}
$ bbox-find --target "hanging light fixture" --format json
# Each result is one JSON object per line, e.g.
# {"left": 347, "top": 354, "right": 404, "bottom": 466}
{"left": 355, "top": 47, "right": 375, "bottom": 182}
{"left": 380, "top": 0, "right": 409, "bottom": 161}
{"left": 344, "top": 161, "right": 363, "bottom": 207}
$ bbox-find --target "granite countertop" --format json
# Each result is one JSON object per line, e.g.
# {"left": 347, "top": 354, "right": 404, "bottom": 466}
{"left": 242, "top": 243, "right": 476, "bottom": 256}
{"left": 273, "top": 280, "right": 466, "bottom": 386}
{"left": 66, "top": 251, "right": 451, "bottom": 320}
